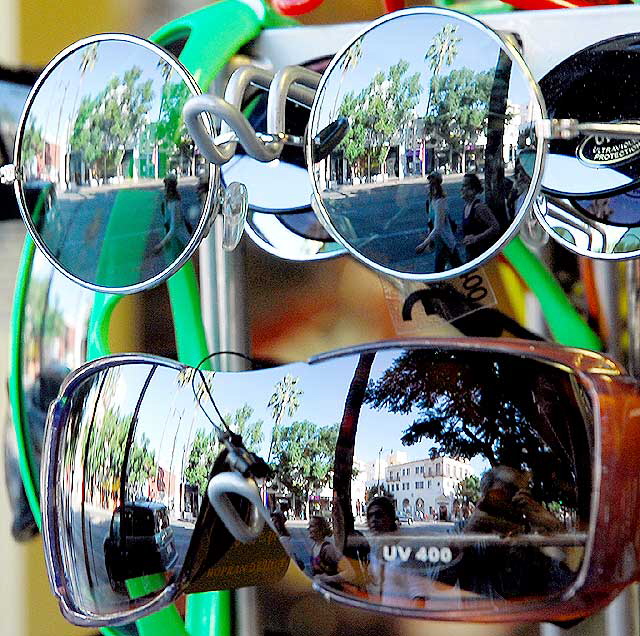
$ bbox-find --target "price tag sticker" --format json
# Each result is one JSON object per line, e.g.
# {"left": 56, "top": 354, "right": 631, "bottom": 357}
{"left": 380, "top": 268, "right": 497, "bottom": 336}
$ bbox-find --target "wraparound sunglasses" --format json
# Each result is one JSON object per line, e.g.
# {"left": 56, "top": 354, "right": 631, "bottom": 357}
{"left": 42, "top": 338, "right": 640, "bottom": 626}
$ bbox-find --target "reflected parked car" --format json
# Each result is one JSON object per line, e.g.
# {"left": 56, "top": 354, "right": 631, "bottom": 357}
{"left": 104, "top": 501, "right": 178, "bottom": 592}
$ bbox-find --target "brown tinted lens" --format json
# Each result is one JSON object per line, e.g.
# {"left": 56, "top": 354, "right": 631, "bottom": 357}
{"left": 205, "top": 348, "right": 592, "bottom": 611}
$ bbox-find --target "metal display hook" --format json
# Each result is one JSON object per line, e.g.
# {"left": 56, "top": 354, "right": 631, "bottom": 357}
{"left": 183, "top": 64, "right": 319, "bottom": 166}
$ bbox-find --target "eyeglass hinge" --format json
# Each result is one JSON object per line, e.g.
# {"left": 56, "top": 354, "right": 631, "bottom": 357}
{"left": 539, "top": 119, "right": 581, "bottom": 141}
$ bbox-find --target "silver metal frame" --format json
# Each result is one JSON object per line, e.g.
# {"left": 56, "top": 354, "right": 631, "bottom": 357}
{"left": 5, "top": 32, "right": 220, "bottom": 295}
{"left": 304, "top": 6, "right": 547, "bottom": 283}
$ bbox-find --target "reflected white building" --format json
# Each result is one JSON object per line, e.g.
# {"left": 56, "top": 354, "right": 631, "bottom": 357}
{"left": 385, "top": 456, "right": 474, "bottom": 521}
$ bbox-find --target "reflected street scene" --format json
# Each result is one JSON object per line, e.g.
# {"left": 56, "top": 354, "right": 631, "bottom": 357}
{"left": 309, "top": 12, "right": 541, "bottom": 276}
{"left": 19, "top": 37, "right": 208, "bottom": 289}
{"left": 55, "top": 346, "right": 592, "bottom": 615}
{"left": 21, "top": 249, "right": 94, "bottom": 484}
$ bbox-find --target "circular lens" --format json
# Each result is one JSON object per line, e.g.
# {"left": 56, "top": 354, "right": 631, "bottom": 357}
{"left": 16, "top": 35, "right": 216, "bottom": 293}
{"left": 307, "top": 8, "right": 544, "bottom": 281}
{"left": 534, "top": 34, "right": 640, "bottom": 259}
{"left": 540, "top": 33, "right": 640, "bottom": 199}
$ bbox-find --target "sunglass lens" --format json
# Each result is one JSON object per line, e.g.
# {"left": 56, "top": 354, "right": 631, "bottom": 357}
{"left": 308, "top": 11, "right": 542, "bottom": 279}
{"left": 195, "top": 348, "right": 592, "bottom": 611}
{"left": 539, "top": 33, "right": 640, "bottom": 200}
{"left": 48, "top": 360, "right": 288, "bottom": 621}
{"left": 51, "top": 363, "right": 196, "bottom": 616}
{"left": 18, "top": 37, "right": 208, "bottom": 292}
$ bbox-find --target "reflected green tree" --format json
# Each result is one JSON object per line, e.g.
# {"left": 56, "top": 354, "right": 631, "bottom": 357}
{"left": 364, "top": 350, "right": 592, "bottom": 514}
{"left": 454, "top": 474, "right": 481, "bottom": 505}
{"left": 184, "top": 428, "right": 220, "bottom": 497}
{"left": 339, "top": 60, "right": 422, "bottom": 179}
{"left": 70, "top": 66, "right": 153, "bottom": 181}
{"left": 156, "top": 79, "right": 194, "bottom": 173}
{"left": 127, "top": 433, "right": 157, "bottom": 498}
{"left": 425, "top": 67, "right": 493, "bottom": 170}
{"left": 224, "top": 404, "right": 264, "bottom": 454}
{"left": 270, "top": 420, "right": 339, "bottom": 518}
{"left": 21, "top": 122, "right": 45, "bottom": 165}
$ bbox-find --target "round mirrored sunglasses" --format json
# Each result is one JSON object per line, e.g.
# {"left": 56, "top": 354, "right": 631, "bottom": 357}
{"left": 0, "top": 33, "right": 224, "bottom": 294}
{"left": 186, "top": 7, "right": 640, "bottom": 281}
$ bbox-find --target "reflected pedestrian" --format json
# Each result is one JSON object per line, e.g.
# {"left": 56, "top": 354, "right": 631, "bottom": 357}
{"left": 154, "top": 173, "right": 189, "bottom": 254}
{"left": 308, "top": 516, "right": 355, "bottom": 586}
{"left": 415, "top": 171, "right": 464, "bottom": 271}
{"left": 461, "top": 173, "right": 500, "bottom": 260}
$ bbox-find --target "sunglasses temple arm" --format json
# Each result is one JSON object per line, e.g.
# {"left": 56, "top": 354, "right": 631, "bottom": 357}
{"left": 539, "top": 118, "right": 640, "bottom": 140}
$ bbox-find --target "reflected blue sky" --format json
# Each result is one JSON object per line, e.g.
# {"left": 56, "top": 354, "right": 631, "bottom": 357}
{"left": 28, "top": 39, "right": 183, "bottom": 143}
{"left": 123, "top": 353, "right": 489, "bottom": 478}
{"left": 317, "top": 12, "right": 535, "bottom": 130}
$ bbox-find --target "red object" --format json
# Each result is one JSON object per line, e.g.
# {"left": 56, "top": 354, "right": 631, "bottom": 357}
{"left": 271, "top": 0, "right": 325, "bottom": 15}
{"left": 502, "top": 0, "right": 618, "bottom": 8}
{"left": 384, "top": 0, "right": 406, "bottom": 11}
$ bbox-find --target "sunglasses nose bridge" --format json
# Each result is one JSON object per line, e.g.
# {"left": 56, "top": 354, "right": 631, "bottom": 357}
{"left": 206, "top": 471, "right": 271, "bottom": 543}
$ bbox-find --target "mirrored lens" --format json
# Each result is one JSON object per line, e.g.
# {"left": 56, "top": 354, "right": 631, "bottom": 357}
{"left": 198, "top": 347, "right": 592, "bottom": 610}
{"left": 307, "top": 10, "right": 542, "bottom": 279}
{"left": 51, "top": 360, "right": 288, "bottom": 618}
{"left": 18, "top": 36, "right": 211, "bottom": 291}
{"left": 534, "top": 34, "right": 640, "bottom": 258}
{"left": 539, "top": 33, "right": 640, "bottom": 199}
{"left": 52, "top": 347, "right": 592, "bottom": 618}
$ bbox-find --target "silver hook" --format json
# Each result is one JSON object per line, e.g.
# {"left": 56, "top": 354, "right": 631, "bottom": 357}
{"left": 183, "top": 94, "right": 282, "bottom": 165}
{"left": 267, "top": 65, "right": 320, "bottom": 138}
{"left": 183, "top": 64, "right": 320, "bottom": 167}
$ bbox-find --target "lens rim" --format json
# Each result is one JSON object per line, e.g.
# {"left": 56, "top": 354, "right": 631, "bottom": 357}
{"left": 305, "top": 7, "right": 547, "bottom": 282}
{"left": 42, "top": 354, "right": 192, "bottom": 627}
{"left": 13, "top": 33, "right": 219, "bottom": 295}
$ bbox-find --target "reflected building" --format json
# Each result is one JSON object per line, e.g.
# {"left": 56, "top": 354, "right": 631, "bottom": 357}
{"left": 384, "top": 456, "right": 474, "bottom": 520}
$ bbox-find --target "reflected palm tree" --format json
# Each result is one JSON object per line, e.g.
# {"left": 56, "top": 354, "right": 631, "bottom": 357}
{"left": 332, "top": 37, "right": 363, "bottom": 119}
{"left": 423, "top": 24, "right": 461, "bottom": 175}
{"left": 332, "top": 353, "right": 374, "bottom": 552}
{"left": 484, "top": 49, "right": 513, "bottom": 225}
{"left": 69, "top": 44, "right": 99, "bottom": 184}
{"left": 267, "top": 374, "right": 302, "bottom": 463}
